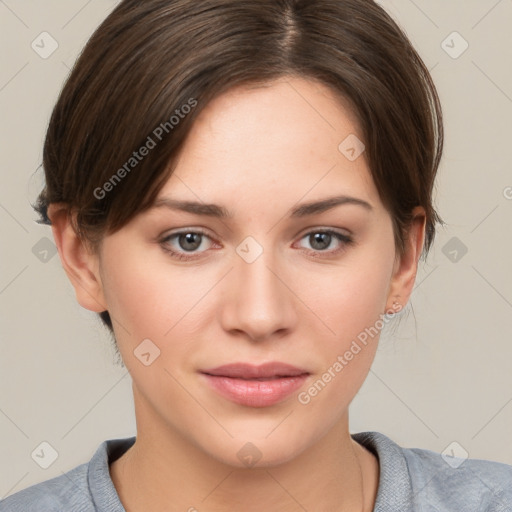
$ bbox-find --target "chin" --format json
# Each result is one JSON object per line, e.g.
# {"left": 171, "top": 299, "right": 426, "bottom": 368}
{"left": 203, "top": 434, "right": 310, "bottom": 470}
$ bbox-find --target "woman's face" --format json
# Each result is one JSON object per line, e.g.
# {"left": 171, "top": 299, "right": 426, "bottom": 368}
{"left": 92, "top": 77, "right": 414, "bottom": 467}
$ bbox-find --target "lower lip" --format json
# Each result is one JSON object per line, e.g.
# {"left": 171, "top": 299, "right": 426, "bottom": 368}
{"left": 200, "top": 373, "right": 309, "bottom": 407}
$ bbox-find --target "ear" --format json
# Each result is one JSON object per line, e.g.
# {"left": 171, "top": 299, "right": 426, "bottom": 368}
{"left": 47, "top": 203, "right": 107, "bottom": 313}
{"left": 385, "top": 206, "right": 426, "bottom": 313}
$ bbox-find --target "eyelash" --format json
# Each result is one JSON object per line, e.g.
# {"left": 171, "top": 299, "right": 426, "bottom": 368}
{"left": 159, "top": 228, "right": 354, "bottom": 262}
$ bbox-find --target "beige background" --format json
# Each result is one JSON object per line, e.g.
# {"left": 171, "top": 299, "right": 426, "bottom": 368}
{"left": 1, "top": 0, "right": 511, "bottom": 498}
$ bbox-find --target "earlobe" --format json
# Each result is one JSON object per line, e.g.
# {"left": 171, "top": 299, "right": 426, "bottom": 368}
{"left": 385, "top": 206, "right": 426, "bottom": 313}
{"left": 47, "top": 203, "right": 108, "bottom": 313}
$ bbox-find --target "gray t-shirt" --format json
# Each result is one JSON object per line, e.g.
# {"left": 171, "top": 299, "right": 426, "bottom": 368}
{"left": 1, "top": 431, "right": 510, "bottom": 511}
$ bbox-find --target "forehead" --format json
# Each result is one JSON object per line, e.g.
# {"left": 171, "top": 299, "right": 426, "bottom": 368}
{"left": 158, "top": 76, "right": 378, "bottom": 212}
{"left": 185, "top": 76, "right": 364, "bottom": 156}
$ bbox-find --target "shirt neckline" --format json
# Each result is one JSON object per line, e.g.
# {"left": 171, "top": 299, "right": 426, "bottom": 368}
{"left": 88, "top": 436, "right": 135, "bottom": 511}
{"left": 88, "top": 431, "right": 413, "bottom": 512}
{"left": 352, "top": 431, "right": 414, "bottom": 511}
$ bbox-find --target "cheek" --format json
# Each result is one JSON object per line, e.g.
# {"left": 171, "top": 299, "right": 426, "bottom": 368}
{"left": 302, "top": 253, "right": 394, "bottom": 343}
{"left": 294, "top": 239, "right": 395, "bottom": 392}
{"left": 99, "top": 246, "right": 217, "bottom": 357}
{"left": 99, "top": 257, "right": 210, "bottom": 405}
{"left": 99, "top": 262, "right": 167, "bottom": 338}
{"left": 295, "top": 265, "right": 391, "bottom": 417}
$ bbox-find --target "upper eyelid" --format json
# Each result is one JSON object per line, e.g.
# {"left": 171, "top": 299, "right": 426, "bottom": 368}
{"left": 161, "top": 226, "right": 351, "bottom": 240}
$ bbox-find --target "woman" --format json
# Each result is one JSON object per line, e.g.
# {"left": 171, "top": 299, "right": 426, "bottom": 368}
{"left": 1, "top": 0, "right": 510, "bottom": 510}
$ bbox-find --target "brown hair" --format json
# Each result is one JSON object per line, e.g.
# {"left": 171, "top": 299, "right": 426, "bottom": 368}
{"left": 34, "top": 0, "right": 444, "bottom": 333}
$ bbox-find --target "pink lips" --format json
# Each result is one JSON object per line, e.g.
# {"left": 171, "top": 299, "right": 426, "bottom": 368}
{"left": 199, "top": 362, "right": 310, "bottom": 407}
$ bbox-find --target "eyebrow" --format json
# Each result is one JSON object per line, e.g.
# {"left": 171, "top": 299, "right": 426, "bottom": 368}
{"left": 151, "top": 194, "right": 373, "bottom": 218}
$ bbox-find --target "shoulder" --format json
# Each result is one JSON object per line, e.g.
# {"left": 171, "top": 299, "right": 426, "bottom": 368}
{"left": 403, "top": 445, "right": 512, "bottom": 511}
{"left": 0, "top": 462, "right": 93, "bottom": 511}
{"left": 353, "top": 431, "right": 512, "bottom": 512}
{"left": 0, "top": 436, "right": 135, "bottom": 512}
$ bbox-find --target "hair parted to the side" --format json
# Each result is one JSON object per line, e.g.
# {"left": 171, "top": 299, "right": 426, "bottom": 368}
{"left": 34, "top": 0, "right": 444, "bottom": 335}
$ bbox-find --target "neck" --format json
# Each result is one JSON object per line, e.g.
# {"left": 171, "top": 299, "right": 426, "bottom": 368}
{"left": 110, "top": 386, "right": 379, "bottom": 512}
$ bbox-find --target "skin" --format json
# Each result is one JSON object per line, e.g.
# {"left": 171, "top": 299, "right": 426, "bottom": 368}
{"left": 48, "top": 76, "right": 425, "bottom": 512}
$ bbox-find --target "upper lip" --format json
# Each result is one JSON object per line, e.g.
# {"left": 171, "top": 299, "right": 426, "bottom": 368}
{"left": 200, "top": 362, "right": 310, "bottom": 379}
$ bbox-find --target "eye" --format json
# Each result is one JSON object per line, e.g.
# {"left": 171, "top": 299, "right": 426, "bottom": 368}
{"left": 159, "top": 228, "right": 354, "bottom": 262}
{"left": 160, "top": 229, "right": 214, "bottom": 261}
{"left": 296, "top": 229, "right": 354, "bottom": 258}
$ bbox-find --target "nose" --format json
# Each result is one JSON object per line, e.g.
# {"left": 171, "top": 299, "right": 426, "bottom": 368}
{"left": 219, "top": 247, "right": 298, "bottom": 343}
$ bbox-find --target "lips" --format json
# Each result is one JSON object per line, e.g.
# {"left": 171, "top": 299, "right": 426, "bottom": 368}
{"left": 200, "top": 362, "right": 309, "bottom": 379}
{"left": 199, "top": 362, "right": 310, "bottom": 407}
